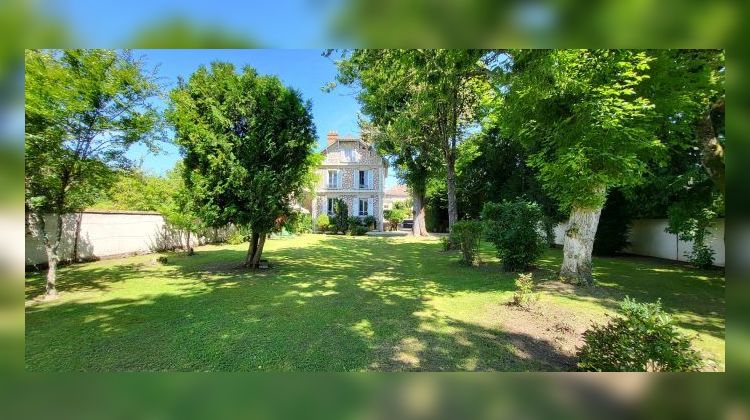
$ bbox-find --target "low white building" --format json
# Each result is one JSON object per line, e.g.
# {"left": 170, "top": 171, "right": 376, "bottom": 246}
{"left": 383, "top": 184, "right": 409, "bottom": 210}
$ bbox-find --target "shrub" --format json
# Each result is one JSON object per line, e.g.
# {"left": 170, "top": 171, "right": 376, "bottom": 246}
{"left": 688, "top": 243, "right": 715, "bottom": 269}
{"left": 332, "top": 199, "right": 349, "bottom": 234}
{"left": 156, "top": 256, "right": 168, "bottom": 264}
{"left": 577, "top": 297, "right": 702, "bottom": 372}
{"left": 511, "top": 273, "right": 538, "bottom": 307}
{"left": 226, "top": 225, "right": 251, "bottom": 245}
{"left": 481, "top": 199, "right": 547, "bottom": 271}
{"left": 363, "top": 215, "right": 377, "bottom": 230}
{"left": 347, "top": 216, "right": 363, "bottom": 232}
{"left": 451, "top": 220, "right": 483, "bottom": 265}
{"left": 327, "top": 216, "right": 337, "bottom": 233}
{"left": 350, "top": 225, "right": 369, "bottom": 236}
{"left": 384, "top": 208, "right": 407, "bottom": 231}
{"left": 284, "top": 212, "right": 312, "bottom": 234}
{"left": 667, "top": 202, "right": 719, "bottom": 268}
{"left": 315, "top": 214, "right": 330, "bottom": 232}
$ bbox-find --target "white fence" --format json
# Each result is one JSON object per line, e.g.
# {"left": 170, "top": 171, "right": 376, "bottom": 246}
{"left": 25, "top": 210, "right": 230, "bottom": 267}
{"left": 553, "top": 218, "right": 725, "bottom": 267}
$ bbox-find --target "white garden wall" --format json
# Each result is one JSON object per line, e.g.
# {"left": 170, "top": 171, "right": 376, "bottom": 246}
{"left": 553, "top": 218, "right": 725, "bottom": 267}
{"left": 26, "top": 211, "right": 230, "bottom": 267}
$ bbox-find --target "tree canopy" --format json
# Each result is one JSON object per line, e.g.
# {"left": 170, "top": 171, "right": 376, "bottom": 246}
{"left": 168, "top": 62, "right": 316, "bottom": 267}
{"left": 25, "top": 49, "right": 162, "bottom": 297}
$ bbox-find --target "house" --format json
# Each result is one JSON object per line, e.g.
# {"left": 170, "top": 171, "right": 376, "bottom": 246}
{"left": 383, "top": 184, "right": 409, "bottom": 210}
{"left": 312, "top": 131, "right": 388, "bottom": 231}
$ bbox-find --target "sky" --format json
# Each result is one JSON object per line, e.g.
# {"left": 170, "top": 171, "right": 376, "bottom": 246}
{"left": 50, "top": 0, "right": 336, "bottom": 46}
{"left": 128, "top": 49, "right": 398, "bottom": 188}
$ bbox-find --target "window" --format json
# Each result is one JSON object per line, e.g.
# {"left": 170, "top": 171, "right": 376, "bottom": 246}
{"left": 358, "top": 198, "right": 370, "bottom": 216}
{"left": 359, "top": 170, "right": 373, "bottom": 189}
{"left": 327, "top": 170, "right": 340, "bottom": 189}
{"left": 343, "top": 148, "right": 357, "bottom": 162}
{"left": 327, "top": 198, "right": 335, "bottom": 215}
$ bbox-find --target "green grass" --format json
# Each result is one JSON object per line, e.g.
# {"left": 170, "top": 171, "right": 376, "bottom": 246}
{"left": 25, "top": 234, "right": 725, "bottom": 371}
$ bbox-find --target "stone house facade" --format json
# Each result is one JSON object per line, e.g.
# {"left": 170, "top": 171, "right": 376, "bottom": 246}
{"left": 312, "top": 131, "right": 388, "bottom": 231}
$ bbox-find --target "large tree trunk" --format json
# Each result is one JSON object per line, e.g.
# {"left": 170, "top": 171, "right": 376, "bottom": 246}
{"left": 445, "top": 153, "right": 458, "bottom": 229}
{"left": 185, "top": 230, "right": 194, "bottom": 255}
{"left": 412, "top": 191, "right": 429, "bottom": 237}
{"left": 244, "top": 231, "right": 260, "bottom": 267}
{"left": 249, "top": 233, "right": 267, "bottom": 268}
{"left": 698, "top": 98, "right": 725, "bottom": 195}
{"left": 559, "top": 205, "right": 603, "bottom": 286}
{"left": 71, "top": 212, "right": 83, "bottom": 263}
{"left": 40, "top": 213, "right": 64, "bottom": 298}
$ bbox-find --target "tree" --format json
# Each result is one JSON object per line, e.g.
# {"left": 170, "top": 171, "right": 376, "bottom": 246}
{"left": 158, "top": 162, "right": 201, "bottom": 255}
{"left": 168, "top": 62, "right": 316, "bottom": 267}
{"left": 25, "top": 49, "right": 162, "bottom": 298}
{"left": 91, "top": 169, "right": 171, "bottom": 211}
{"left": 333, "top": 49, "right": 489, "bottom": 231}
{"left": 363, "top": 122, "right": 439, "bottom": 236}
{"left": 502, "top": 50, "right": 661, "bottom": 285}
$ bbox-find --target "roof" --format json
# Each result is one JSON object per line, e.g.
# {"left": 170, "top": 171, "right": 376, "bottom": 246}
{"left": 321, "top": 136, "right": 372, "bottom": 154}
{"left": 385, "top": 185, "right": 409, "bottom": 197}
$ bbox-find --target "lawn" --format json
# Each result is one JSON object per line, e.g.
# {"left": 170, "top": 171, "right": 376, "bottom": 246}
{"left": 25, "top": 234, "right": 725, "bottom": 371}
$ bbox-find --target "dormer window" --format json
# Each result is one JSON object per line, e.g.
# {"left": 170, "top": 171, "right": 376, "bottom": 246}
{"left": 342, "top": 148, "right": 357, "bottom": 162}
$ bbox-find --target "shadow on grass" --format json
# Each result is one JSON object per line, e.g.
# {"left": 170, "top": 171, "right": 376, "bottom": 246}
{"left": 534, "top": 250, "right": 725, "bottom": 340}
{"left": 25, "top": 236, "right": 570, "bottom": 371}
{"left": 25, "top": 235, "right": 724, "bottom": 371}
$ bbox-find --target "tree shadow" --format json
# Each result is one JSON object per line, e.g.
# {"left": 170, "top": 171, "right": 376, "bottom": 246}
{"left": 25, "top": 236, "right": 574, "bottom": 371}
{"left": 534, "top": 250, "right": 725, "bottom": 340}
{"left": 25, "top": 235, "right": 724, "bottom": 371}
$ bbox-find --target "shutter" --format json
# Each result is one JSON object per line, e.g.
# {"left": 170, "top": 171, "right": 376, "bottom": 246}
{"left": 337, "top": 170, "right": 342, "bottom": 189}
{"left": 367, "top": 170, "right": 373, "bottom": 189}
{"left": 368, "top": 198, "right": 373, "bottom": 216}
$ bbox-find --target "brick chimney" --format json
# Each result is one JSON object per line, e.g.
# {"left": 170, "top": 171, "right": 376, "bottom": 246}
{"left": 327, "top": 130, "right": 339, "bottom": 146}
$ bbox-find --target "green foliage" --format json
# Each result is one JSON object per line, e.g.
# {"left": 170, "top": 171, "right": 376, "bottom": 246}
{"left": 363, "top": 215, "right": 377, "bottom": 229}
{"left": 334, "top": 49, "right": 491, "bottom": 228}
{"left": 503, "top": 50, "right": 662, "bottom": 212}
{"left": 511, "top": 273, "right": 538, "bottom": 307}
{"left": 481, "top": 200, "right": 547, "bottom": 271}
{"left": 315, "top": 214, "right": 330, "bottom": 232}
{"left": 347, "top": 216, "right": 364, "bottom": 232}
{"left": 168, "top": 62, "right": 316, "bottom": 264}
{"left": 350, "top": 226, "right": 369, "bottom": 236}
{"left": 450, "top": 220, "right": 483, "bottom": 265}
{"left": 456, "top": 125, "right": 563, "bottom": 222}
{"left": 91, "top": 170, "right": 171, "bottom": 211}
{"left": 593, "top": 189, "right": 632, "bottom": 256}
{"left": 25, "top": 49, "right": 162, "bottom": 216}
{"left": 329, "top": 199, "right": 350, "bottom": 234}
{"left": 392, "top": 200, "right": 411, "bottom": 211}
{"left": 383, "top": 207, "right": 408, "bottom": 231}
{"left": 284, "top": 212, "right": 312, "bottom": 234}
{"left": 667, "top": 201, "right": 719, "bottom": 268}
{"left": 578, "top": 297, "right": 703, "bottom": 372}
{"left": 226, "top": 225, "right": 252, "bottom": 245}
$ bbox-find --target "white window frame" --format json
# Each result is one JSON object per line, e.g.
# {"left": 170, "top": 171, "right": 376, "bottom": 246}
{"left": 358, "top": 198, "right": 370, "bottom": 216}
{"left": 327, "top": 170, "right": 341, "bottom": 189}
{"left": 327, "top": 198, "right": 335, "bottom": 215}
{"left": 342, "top": 148, "right": 357, "bottom": 163}
{"left": 358, "top": 170, "right": 374, "bottom": 190}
